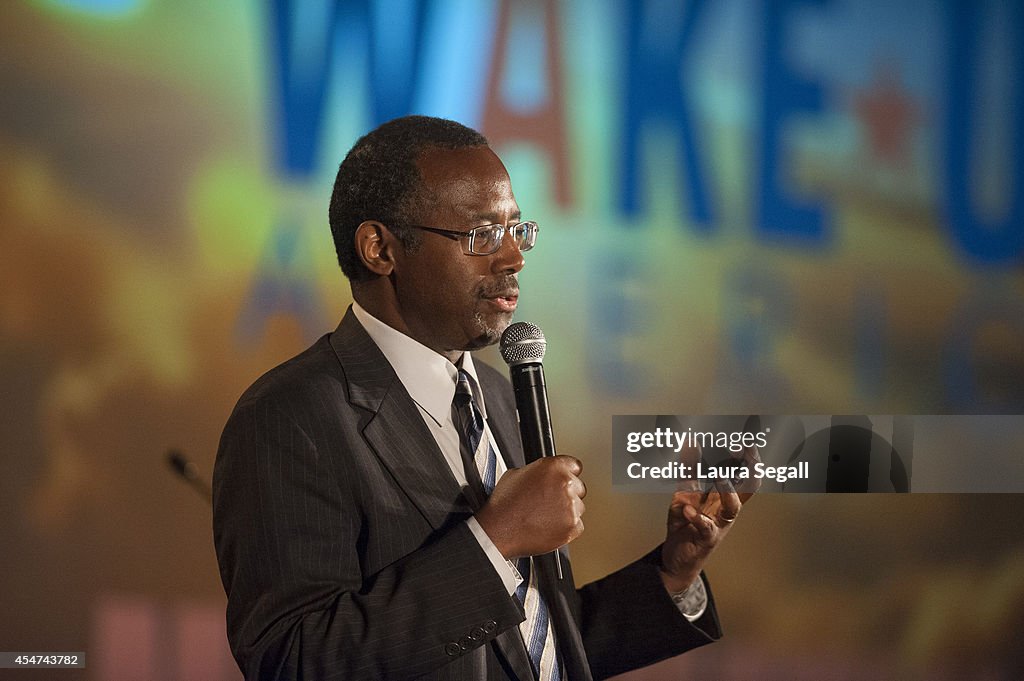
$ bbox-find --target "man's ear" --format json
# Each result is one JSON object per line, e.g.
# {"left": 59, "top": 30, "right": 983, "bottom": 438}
{"left": 354, "top": 221, "right": 397, "bottom": 276}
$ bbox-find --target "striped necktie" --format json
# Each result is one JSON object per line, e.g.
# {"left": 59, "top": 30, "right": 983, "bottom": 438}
{"left": 453, "top": 370, "right": 561, "bottom": 681}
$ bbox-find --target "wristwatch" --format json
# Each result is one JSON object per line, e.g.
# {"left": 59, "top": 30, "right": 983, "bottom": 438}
{"left": 669, "top": 576, "right": 707, "bottom": 619}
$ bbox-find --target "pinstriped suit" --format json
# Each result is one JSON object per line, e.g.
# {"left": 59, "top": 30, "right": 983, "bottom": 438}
{"left": 213, "top": 308, "right": 722, "bottom": 680}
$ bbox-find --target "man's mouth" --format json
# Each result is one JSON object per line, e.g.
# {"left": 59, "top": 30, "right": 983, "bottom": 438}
{"left": 482, "top": 289, "right": 519, "bottom": 312}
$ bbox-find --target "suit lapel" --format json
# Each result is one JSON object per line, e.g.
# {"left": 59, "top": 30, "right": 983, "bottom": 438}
{"left": 475, "top": 365, "right": 525, "bottom": 470}
{"left": 329, "top": 309, "right": 474, "bottom": 531}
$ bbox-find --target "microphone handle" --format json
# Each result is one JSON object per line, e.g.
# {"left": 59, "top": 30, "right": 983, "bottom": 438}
{"left": 509, "top": 361, "right": 564, "bottom": 579}
{"left": 510, "top": 362, "right": 556, "bottom": 461}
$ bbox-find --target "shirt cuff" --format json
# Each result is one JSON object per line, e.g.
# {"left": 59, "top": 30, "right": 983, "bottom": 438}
{"left": 669, "top": 576, "right": 708, "bottom": 622}
{"left": 465, "top": 517, "right": 523, "bottom": 595}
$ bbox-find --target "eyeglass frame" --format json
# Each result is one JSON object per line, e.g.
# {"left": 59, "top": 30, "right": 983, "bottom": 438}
{"left": 398, "top": 220, "right": 539, "bottom": 256}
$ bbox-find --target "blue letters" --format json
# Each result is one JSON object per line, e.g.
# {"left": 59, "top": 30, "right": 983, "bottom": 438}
{"left": 619, "top": 0, "right": 714, "bottom": 230}
{"left": 756, "top": 0, "right": 829, "bottom": 244}
{"left": 267, "top": 0, "right": 341, "bottom": 177}
{"left": 943, "top": 0, "right": 1023, "bottom": 263}
{"left": 266, "top": 0, "right": 430, "bottom": 177}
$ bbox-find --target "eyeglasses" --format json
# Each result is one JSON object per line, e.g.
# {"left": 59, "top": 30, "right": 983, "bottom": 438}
{"left": 402, "top": 221, "right": 539, "bottom": 256}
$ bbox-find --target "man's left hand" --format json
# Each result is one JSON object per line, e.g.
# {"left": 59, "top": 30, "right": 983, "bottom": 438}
{"left": 659, "top": 444, "right": 758, "bottom": 593}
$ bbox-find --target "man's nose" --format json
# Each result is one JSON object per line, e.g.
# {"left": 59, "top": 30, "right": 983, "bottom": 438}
{"left": 490, "top": 229, "right": 525, "bottom": 274}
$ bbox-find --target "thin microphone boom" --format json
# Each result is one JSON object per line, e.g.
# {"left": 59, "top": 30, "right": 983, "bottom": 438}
{"left": 167, "top": 449, "right": 213, "bottom": 505}
{"left": 500, "top": 321, "right": 564, "bottom": 579}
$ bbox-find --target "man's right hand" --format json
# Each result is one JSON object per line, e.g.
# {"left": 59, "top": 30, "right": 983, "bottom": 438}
{"left": 475, "top": 454, "right": 586, "bottom": 559}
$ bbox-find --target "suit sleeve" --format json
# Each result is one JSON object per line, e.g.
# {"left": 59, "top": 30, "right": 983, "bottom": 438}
{"left": 213, "top": 399, "right": 524, "bottom": 681}
{"left": 577, "top": 549, "right": 723, "bottom": 680}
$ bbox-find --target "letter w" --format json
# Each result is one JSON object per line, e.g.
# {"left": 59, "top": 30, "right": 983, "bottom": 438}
{"left": 266, "top": 0, "right": 430, "bottom": 178}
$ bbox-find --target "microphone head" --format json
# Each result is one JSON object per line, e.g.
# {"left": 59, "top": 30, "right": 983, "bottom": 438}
{"left": 500, "top": 321, "right": 546, "bottom": 366}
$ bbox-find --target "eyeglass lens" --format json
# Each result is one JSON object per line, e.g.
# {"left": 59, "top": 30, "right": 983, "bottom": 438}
{"left": 471, "top": 223, "right": 537, "bottom": 254}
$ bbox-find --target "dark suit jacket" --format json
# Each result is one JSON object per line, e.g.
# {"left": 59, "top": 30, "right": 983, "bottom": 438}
{"left": 213, "top": 309, "right": 722, "bottom": 680}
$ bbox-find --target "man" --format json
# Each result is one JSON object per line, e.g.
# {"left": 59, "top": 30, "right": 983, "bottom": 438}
{"left": 214, "top": 115, "right": 744, "bottom": 680}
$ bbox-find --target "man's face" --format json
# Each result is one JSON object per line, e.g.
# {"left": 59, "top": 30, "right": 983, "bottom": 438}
{"left": 389, "top": 145, "right": 524, "bottom": 358}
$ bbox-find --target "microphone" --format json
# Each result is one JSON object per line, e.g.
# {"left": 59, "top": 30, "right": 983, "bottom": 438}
{"left": 167, "top": 449, "right": 213, "bottom": 504}
{"left": 500, "top": 321, "right": 563, "bottom": 578}
{"left": 499, "top": 321, "right": 555, "bottom": 462}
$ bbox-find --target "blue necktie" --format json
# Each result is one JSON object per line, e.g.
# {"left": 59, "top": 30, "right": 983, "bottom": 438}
{"left": 454, "top": 370, "right": 497, "bottom": 498}
{"left": 453, "top": 370, "right": 560, "bottom": 681}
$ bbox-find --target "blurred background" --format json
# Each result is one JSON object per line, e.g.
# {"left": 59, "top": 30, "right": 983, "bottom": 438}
{"left": 1, "top": 0, "right": 1022, "bottom": 679}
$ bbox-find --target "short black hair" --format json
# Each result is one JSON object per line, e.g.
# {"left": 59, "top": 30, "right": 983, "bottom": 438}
{"left": 328, "top": 115, "right": 489, "bottom": 282}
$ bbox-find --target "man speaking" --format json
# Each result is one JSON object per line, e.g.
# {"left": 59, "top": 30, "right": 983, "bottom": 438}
{"left": 213, "top": 116, "right": 745, "bottom": 680}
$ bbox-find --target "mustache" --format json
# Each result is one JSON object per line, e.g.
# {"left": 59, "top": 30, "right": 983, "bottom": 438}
{"left": 478, "top": 275, "right": 519, "bottom": 298}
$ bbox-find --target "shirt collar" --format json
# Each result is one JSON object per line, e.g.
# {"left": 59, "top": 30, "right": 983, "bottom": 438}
{"left": 351, "top": 302, "right": 486, "bottom": 425}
